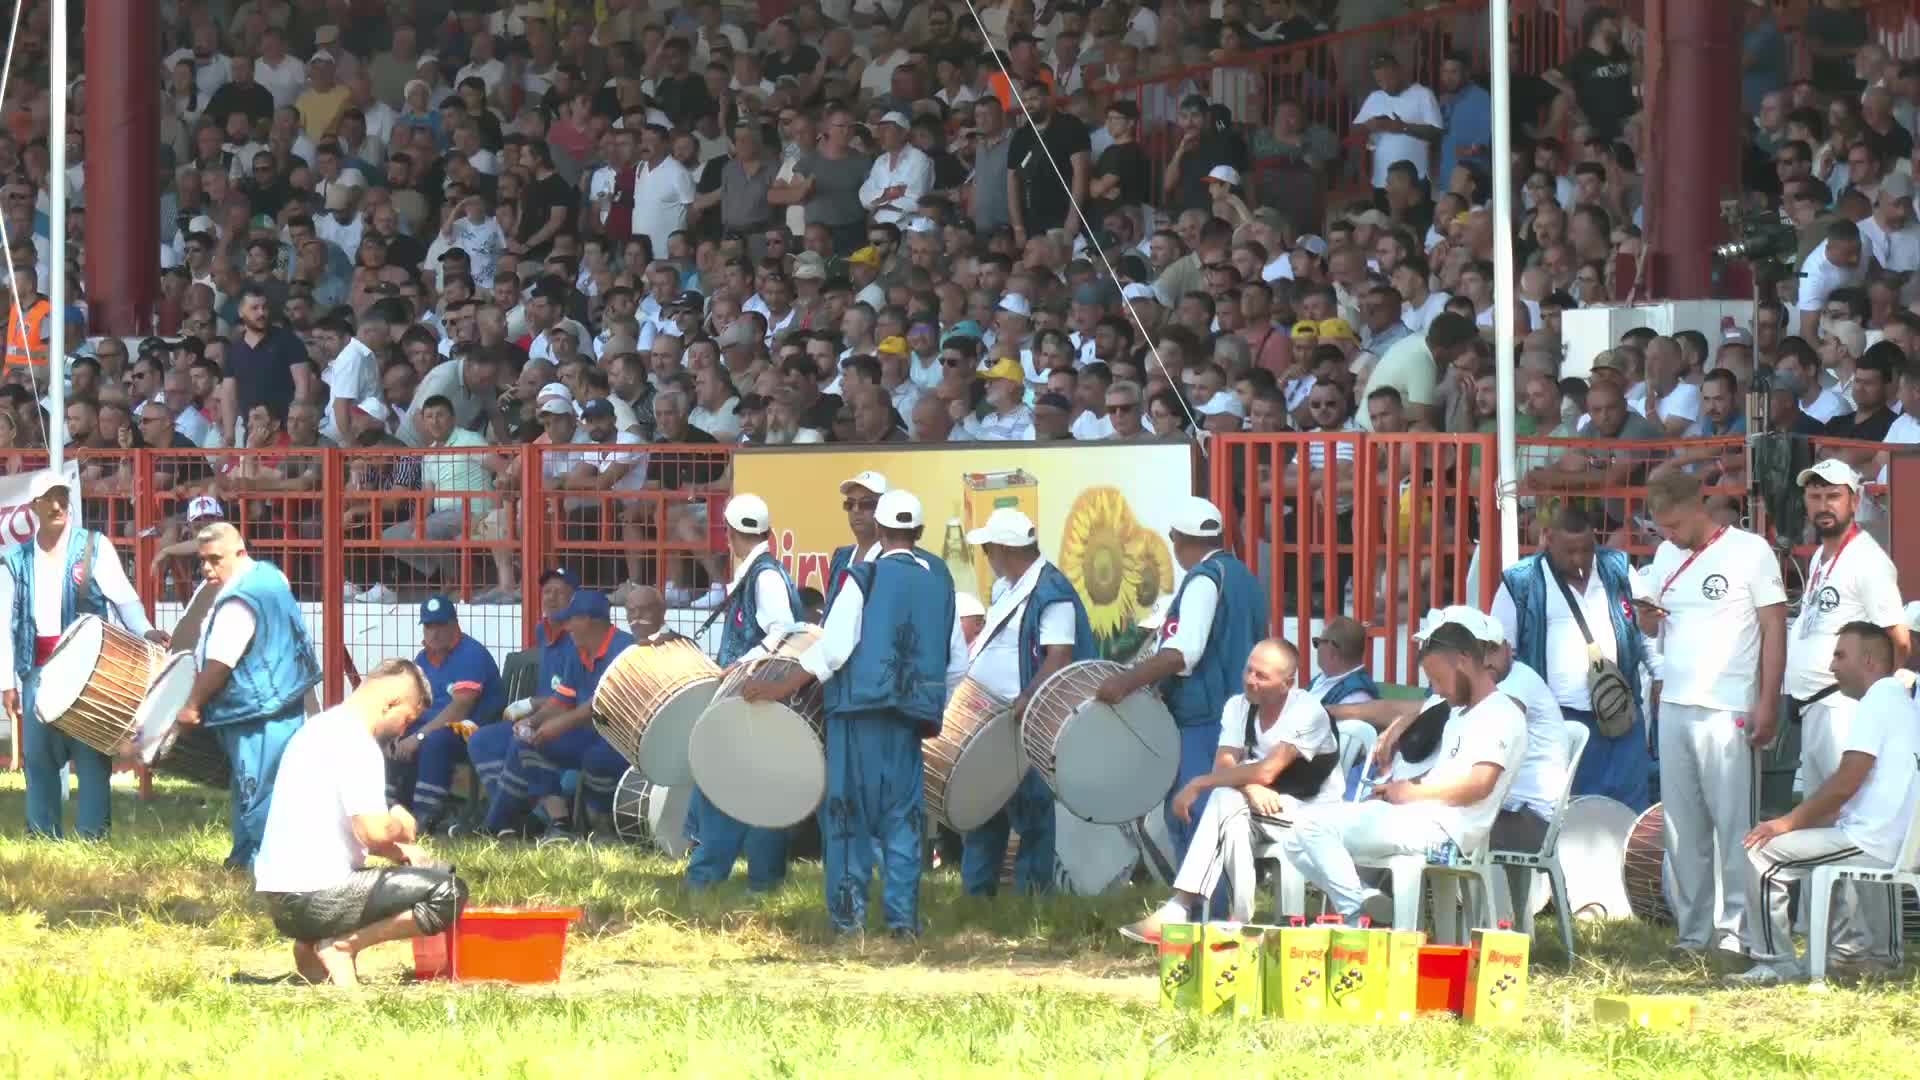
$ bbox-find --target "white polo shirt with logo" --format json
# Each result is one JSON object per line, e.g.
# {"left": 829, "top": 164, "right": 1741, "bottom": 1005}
{"left": 1785, "top": 528, "right": 1904, "bottom": 700}
{"left": 1646, "top": 527, "right": 1787, "bottom": 713}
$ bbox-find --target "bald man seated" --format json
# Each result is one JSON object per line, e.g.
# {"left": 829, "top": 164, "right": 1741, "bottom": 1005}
{"left": 1121, "top": 640, "right": 1347, "bottom": 942}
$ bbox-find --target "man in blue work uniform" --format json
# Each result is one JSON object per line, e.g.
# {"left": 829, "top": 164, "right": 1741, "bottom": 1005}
{"left": 484, "top": 589, "right": 633, "bottom": 841}
{"left": 0, "top": 472, "right": 168, "bottom": 839}
{"left": 389, "top": 595, "right": 505, "bottom": 833}
{"left": 1096, "top": 496, "right": 1265, "bottom": 862}
{"left": 745, "top": 489, "right": 963, "bottom": 936}
{"left": 467, "top": 567, "right": 577, "bottom": 800}
{"left": 688, "top": 493, "right": 801, "bottom": 891}
{"left": 178, "top": 522, "right": 322, "bottom": 869}
{"left": 958, "top": 507, "right": 1095, "bottom": 895}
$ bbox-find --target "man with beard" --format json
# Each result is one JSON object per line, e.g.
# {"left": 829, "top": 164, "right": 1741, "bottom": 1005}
{"left": 221, "top": 286, "right": 315, "bottom": 448}
{"left": 1007, "top": 77, "right": 1091, "bottom": 243}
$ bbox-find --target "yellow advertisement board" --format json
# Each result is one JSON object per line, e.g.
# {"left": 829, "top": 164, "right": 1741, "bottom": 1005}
{"left": 732, "top": 442, "right": 1195, "bottom": 660}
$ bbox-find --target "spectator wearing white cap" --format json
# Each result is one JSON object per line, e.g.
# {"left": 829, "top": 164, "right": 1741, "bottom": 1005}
{"left": 747, "top": 489, "right": 968, "bottom": 935}
{"left": 1195, "top": 390, "right": 1247, "bottom": 433}
{"left": 858, "top": 112, "right": 931, "bottom": 225}
{"left": 826, "top": 471, "right": 888, "bottom": 601}
{"left": 295, "top": 49, "right": 350, "bottom": 142}
{"left": 1857, "top": 172, "right": 1920, "bottom": 273}
{"left": 686, "top": 493, "right": 799, "bottom": 893}
{"left": 1094, "top": 497, "right": 1267, "bottom": 869}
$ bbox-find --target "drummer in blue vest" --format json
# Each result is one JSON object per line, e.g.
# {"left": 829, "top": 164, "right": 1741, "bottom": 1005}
{"left": 1095, "top": 496, "right": 1266, "bottom": 861}
{"left": 0, "top": 472, "right": 168, "bottom": 839}
{"left": 177, "top": 522, "right": 322, "bottom": 869}
{"left": 743, "top": 489, "right": 966, "bottom": 936}
{"left": 484, "top": 589, "right": 634, "bottom": 841}
{"left": 389, "top": 596, "right": 506, "bottom": 834}
{"left": 466, "top": 567, "right": 578, "bottom": 802}
{"left": 958, "top": 507, "right": 1096, "bottom": 895}
{"left": 825, "top": 471, "right": 887, "bottom": 601}
{"left": 687, "top": 493, "right": 801, "bottom": 891}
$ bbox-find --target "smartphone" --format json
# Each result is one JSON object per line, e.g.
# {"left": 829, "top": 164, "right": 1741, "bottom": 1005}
{"left": 1630, "top": 598, "right": 1670, "bottom": 615}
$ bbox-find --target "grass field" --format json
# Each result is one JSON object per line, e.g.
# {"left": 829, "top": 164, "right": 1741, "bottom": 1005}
{"left": 2, "top": 775, "right": 1918, "bottom": 1078}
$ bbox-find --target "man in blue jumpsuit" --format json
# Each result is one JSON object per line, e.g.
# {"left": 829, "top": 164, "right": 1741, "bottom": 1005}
{"left": 688, "top": 493, "right": 800, "bottom": 891}
{"left": 484, "top": 589, "right": 633, "bottom": 840}
{"left": 389, "top": 595, "right": 506, "bottom": 833}
{"left": 467, "top": 567, "right": 577, "bottom": 800}
{"left": 958, "top": 507, "right": 1096, "bottom": 895}
{"left": 178, "top": 522, "right": 322, "bottom": 869}
{"left": 0, "top": 472, "right": 168, "bottom": 838}
{"left": 1097, "top": 496, "right": 1265, "bottom": 862}
{"left": 745, "top": 489, "right": 963, "bottom": 936}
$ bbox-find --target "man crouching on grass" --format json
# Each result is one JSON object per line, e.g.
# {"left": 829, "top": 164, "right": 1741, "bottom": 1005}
{"left": 253, "top": 659, "right": 469, "bottom": 986}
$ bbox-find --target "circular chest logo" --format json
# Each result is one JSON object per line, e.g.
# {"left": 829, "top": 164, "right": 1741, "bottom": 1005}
{"left": 1701, "top": 574, "right": 1729, "bottom": 602}
{"left": 1815, "top": 586, "right": 1841, "bottom": 614}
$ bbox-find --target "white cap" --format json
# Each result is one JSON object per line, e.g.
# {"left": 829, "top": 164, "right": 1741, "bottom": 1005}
{"left": 187, "top": 495, "right": 224, "bottom": 521}
{"left": 417, "top": 51, "right": 441, "bottom": 67}
{"left": 1205, "top": 164, "right": 1242, "bottom": 186}
{"left": 538, "top": 381, "right": 574, "bottom": 403}
{"left": 724, "top": 493, "right": 772, "bottom": 535}
{"left": 997, "top": 293, "right": 1032, "bottom": 318}
{"left": 1121, "top": 282, "right": 1159, "bottom": 303}
{"left": 955, "top": 592, "right": 987, "bottom": 619}
{"left": 906, "top": 217, "right": 937, "bottom": 233}
{"left": 353, "top": 397, "right": 390, "bottom": 423}
{"left": 1196, "top": 393, "right": 1246, "bottom": 418}
{"left": 878, "top": 111, "right": 911, "bottom": 127}
{"left": 310, "top": 49, "right": 336, "bottom": 64}
{"left": 1413, "top": 605, "right": 1506, "bottom": 646}
{"left": 875, "top": 489, "right": 923, "bottom": 529}
{"left": 188, "top": 214, "right": 215, "bottom": 234}
{"left": 839, "top": 470, "right": 888, "bottom": 495}
{"left": 965, "top": 507, "right": 1038, "bottom": 547}
{"left": 27, "top": 470, "right": 68, "bottom": 501}
{"left": 1168, "top": 496, "right": 1224, "bottom": 538}
{"left": 1796, "top": 458, "right": 1862, "bottom": 491}
{"left": 538, "top": 396, "right": 575, "bottom": 416}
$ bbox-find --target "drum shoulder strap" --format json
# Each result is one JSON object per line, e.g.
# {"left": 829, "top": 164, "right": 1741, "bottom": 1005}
{"left": 75, "top": 530, "right": 97, "bottom": 597}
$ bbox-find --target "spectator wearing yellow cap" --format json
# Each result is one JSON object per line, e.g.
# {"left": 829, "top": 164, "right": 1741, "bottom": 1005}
{"left": 848, "top": 246, "right": 887, "bottom": 309}
{"left": 875, "top": 336, "right": 923, "bottom": 432}
{"left": 964, "top": 358, "right": 1036, "bottom": 440}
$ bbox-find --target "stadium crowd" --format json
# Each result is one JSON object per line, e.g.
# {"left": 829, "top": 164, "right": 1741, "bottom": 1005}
{"left": 0, "top": 0, "right": 1909, "bottom": 613}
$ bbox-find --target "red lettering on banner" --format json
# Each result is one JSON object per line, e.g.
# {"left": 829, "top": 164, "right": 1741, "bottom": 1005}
{"left": 0, "top": 503, "right": 36, "bottom": 544}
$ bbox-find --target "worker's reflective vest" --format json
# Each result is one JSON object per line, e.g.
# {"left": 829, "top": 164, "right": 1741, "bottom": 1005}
{"left": 4, "top": 297, "right": 48, "bottom": 368}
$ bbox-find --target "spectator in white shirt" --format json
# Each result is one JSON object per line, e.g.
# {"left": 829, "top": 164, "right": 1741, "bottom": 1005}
{"left": 1858, "top": 174, "right": 1920, "bottom": 273}
{"left": 254, "top": 29, "right": 307, "bottom": 110}
{"left": 1353, "top": 54, "right": 1444, "bottom": 193}
{"left": 1641, "top": 335, "right": 1703, "bottom": 436}
{"left": 858, "top": 112, "right": 932, "bottom": 225}
{"left": 1797, "top": 220, "right": 1866, "bottom": 339}
{"left": 315, "top": 312, "right": 384, "bottom": 445}
{"left": 455, "top": 31, "right": 507, "bottom": 100}
{"left": 632, "top": 125, "right": 697, "bottom": 261}
{"left": 690, "top": 364, "right": 742, "bottom": 440}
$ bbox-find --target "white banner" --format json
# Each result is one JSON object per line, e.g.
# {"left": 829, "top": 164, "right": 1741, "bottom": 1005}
{"left": 0, "top": 462, "right": 82, "bottom": 546}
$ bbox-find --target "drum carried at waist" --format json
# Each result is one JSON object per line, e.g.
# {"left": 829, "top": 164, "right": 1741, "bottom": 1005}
{"left": 34, "top": 615, "right": 166, "bottom": 756}
{"left": 688, "top": 626, "right": 828, "bottom": 829}
{"left": 592, "top": 635, "right": 720, "bottom": 787}
{"left": 610, "top": 767, "right": 692, "bottom": 858}
{"left": 140, "top": 652, "right": 231, "bottom": 788}
{"left": 1023, "top": 659, "right": 1178, "bottom": 825}
{"left": 1523, "top": 795, "right": 1636, "bottom": 919}
{"left": 923, "top": 677, "right": 1024, "bottom": 833}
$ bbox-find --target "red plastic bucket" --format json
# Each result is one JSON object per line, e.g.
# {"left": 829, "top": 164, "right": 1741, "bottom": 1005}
{"left": 411, "top": 906, "right": 583, "bottom": 983}
{"left": 1416, "top": 945, "right": 1472, "bottom": 1015}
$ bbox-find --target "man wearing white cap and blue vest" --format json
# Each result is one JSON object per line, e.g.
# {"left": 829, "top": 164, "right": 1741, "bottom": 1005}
{"left": 0, "top": 472, "right": 168, "bottom": 839}
{"left": 826, "top": 471, "right": 886, "bottom": 603}
{"left": 1096, "top": 496, "right": 1267, "bottom": 864}
{"left": 687, "top": 493, "right": 800, "bottom": 891}
{"left": 959, "top": 507, "right": 1096, "bottom": 896}
{"left": 744, "top": 489, "right": 965, "bottom": 935}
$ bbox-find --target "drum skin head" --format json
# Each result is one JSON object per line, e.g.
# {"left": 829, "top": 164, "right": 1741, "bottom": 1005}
{"left": 1530, "top": 794, "right": 1637, "bottom": 919}
{"left": 936, "top": 711, "right": 1024, "bottom": 832}
{"left": 1051, "top": 806, "right": 1140, "bottom": 895}
{"left": 612, "top": 768, "right": 692, "bottom": 858}
{"left": 32, "top": 615, "right": 105, "bottom": 724}
{"left": 1053, "top": 693, "right": 1178, "bottom": 824}
{"left": 134, "top": 653, "right": 199, "bottom": 765}
{"left": 688, "top": 698, "right": 825, "bottom": 829}
{"left": 631, "top": 679, "right": 718, "bottom": 788}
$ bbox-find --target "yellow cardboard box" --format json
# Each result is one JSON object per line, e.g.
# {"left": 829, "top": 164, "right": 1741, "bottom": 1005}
{"left": 1200, "top": 923, "right": 1265, "bottom": 1018}
{"left": 1158, "top": 923, "right": 1200, "bottom": 1010}
{"left": 1464, "top": 926, "right": 1530, "bottom": 1027}
{"left": 1258, "top": 920, "right": 1332, "bottom": 1021}
{"left": 1383, "top": 930, "right": 1428, "bottom": 1022}
{"left": 1326, "top": 923, "right": 1390, "bottom": 1023}
{"left": 1593, "top": 994, "right": 1699, "bottom": 1030}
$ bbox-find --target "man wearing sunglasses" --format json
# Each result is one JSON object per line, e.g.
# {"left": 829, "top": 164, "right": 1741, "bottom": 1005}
{"left": 825, "top": 471, "right": 887, "bottom": 605}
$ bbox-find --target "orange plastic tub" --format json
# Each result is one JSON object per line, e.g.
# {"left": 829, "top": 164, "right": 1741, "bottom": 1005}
{"left": 1416, "top": 945, "right": 1472, "bottom": 1016}
{"left": 412, "top": 906, "right": 583, "bottom": 983}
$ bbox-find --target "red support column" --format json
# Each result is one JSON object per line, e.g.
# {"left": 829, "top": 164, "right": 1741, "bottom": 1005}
{"left": 83, "top": 0, "right": 159, "bottom": 334}
{"left": 1643, "top": 0, "right": 1742, "bottom": 300}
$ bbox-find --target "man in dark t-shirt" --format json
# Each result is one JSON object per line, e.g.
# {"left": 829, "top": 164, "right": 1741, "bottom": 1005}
{"left": 224, "top": 286, "right": 312, "bottom": 447}
{"left": 1007, "top": 77, "right": 1090, "bottom": 239}
{"left": 1823, "top": 348, "right": 1899, "bottom": 443}
{"left": 1559, "top": 11, "right": 1636, "bottom": 141}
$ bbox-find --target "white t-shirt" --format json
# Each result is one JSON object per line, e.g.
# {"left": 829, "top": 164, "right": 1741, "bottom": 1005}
{"left": 1785, "top": 530, "right": 1905, "bottom": 698}
{"left": 447, "top": 217, "right": 506, "bottom": 288}
{"left": 1650, "top": 381, "right": 1702, "bottom": 427}
{"left": 578, "top": 430, "right": 649, "bottom": 492}
{"left": 1880, "top": 412, "right": 1920, "bottom": 483}
{"left": 1801, "top": 387, "right": 1849, "bottom": 424}
{"left": 1834, "top": 676, "right": 1920, "bottom": 863}
{"left": 1797, "top": 239, "right": 1866, "bottom": 314}
{"left": 968, "top": 559, "right": 1077, "bottom": 701}
{"left": 1496, "top": 660, "right": 1570, "bottom": 820}
{"left": 319, "top": 338, "right": 381, "bottom": 444}
{"left": 1214, "top": 689, "right": 1344, "bottom": 805}
{"left": 1401, "top": 290, "right": 1452, "bottom": 335}
{"left": 1858, "top": 217, "right": 1920, "bottom": 273}
{"left": 253, "top": 708, "right": 387, "bottom": 893}
{"left": 1647, "top": 528, "right": 1788, "bottom": 712}
{"left": 1424, "top": 691, "right": 1528, "bottom": 848}
{"left": 1353, "top": 83, "right": 1443, "bottom": 186}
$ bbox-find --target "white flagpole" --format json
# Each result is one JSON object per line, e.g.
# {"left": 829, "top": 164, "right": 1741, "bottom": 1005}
{"left": 46, "top": 0, "right": 67, "bottom": 473}
{"left": 1490, "top": 0, "right": 1519, "bottom": 571}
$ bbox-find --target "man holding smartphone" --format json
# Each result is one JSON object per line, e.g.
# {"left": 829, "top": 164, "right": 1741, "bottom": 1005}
{"left": 1639, "top": 469, "right": 1788, "bottom": 960}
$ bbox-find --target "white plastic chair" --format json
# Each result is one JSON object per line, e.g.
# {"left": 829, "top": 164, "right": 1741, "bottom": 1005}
{"left": 1488, "top": 720, "right": 1593, "bottom": 962}
{"left": 1807, "top": 787, "right": 1920, "bottom": 986}
{"left": 1262, "top": 720, "right": 1379, "bottom": 919}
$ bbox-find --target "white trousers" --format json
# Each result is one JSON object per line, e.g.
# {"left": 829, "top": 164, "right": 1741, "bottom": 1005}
{"left": 1170, "top": 787, "right": 1299, "bottom": 922}
{"left": 1794, "top": 696, "right": 1892, "bottom": 961}
{"left": 1278, "top": 801, "right": 1450, "bottom": 919}
{"left": 1658, "top": 703, "right": 1758, "bottom": 952}
{"left": 1745, "top": 826, "right": 1900, "bottom": 971}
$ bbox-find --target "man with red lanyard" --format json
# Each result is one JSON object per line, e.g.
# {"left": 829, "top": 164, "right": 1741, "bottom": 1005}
{"left": 1637, "top": 469, "right": 1787, "bottom": 959}
{"left": 1782, "top": 459, "right": 1909, "bottom": 966}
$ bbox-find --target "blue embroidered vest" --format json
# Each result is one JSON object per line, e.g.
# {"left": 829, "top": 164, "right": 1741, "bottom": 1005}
{"left": 1017, "top": 562, "right": 1096, "bottom": 687}
{"left": 1162, "top": 551, "right": 1266, "bottom": 728}
{"left": 5, "top": 527, "right": 109, "bottom": 681}
{"left": 1502, "top": 548, "right": 1647, "bottom": 706}
{"left": 823, "top": 552, "right": 954, "bottom": 733}
{"left": 195, "top": 561, "right": 321, "bottom": 728}
{"left": 719, "top": 550, "right": 800, "bottom": 666}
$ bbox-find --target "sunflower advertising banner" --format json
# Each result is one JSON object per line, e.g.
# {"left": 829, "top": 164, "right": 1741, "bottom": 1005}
{"left": 732, "top": 442, "right": 1195, "bottom": 660}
